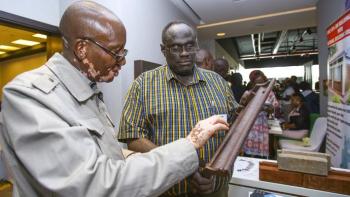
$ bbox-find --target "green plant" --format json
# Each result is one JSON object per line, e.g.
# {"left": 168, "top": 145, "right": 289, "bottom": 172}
{"left": 332, "top": 95, "right": 341, "bottom": 103}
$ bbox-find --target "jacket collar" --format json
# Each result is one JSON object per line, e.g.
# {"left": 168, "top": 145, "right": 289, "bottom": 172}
{"left": 46, "top": 53, "right": 96, "bottom": 102}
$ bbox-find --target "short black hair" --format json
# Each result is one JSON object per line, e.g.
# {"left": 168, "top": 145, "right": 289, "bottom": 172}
{"left": 161, "top": 21, "right": 196, "bottom": 44}
{"left": 299, "top": 81, "right": 311, "bottom": 91}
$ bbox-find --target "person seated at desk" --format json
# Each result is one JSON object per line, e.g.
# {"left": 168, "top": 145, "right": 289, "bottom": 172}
{"left": 281, "top": 93, "right": 310, "bottom": 140}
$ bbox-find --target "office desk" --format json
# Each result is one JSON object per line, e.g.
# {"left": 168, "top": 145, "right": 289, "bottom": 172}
{"left": 268, "top": 119, "right": 282, "bottom": 135}
{"left": 268, "top": 119, "right": 282, "bottom": 158}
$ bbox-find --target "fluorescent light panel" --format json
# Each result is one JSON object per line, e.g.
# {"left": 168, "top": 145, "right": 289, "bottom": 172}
{"left": 32, "top": 33, "right": 47, "bottom": 39}
{"left": 217, "top": 32, "right": 226, "bottom": 36}
{"left": 0, "top": 45, "right": 20, "bottom": 50}
{"left": 197, "top": 7, "right": 316, "bottom": 29}
{"left": 12, "top": 39, "right": 40, "bottom": 46}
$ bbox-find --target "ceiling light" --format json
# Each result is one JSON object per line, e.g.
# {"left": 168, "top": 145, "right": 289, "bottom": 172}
{"left": 0, "top": 45, "right": 20, "bottom": 50}
{"left": 217, "top": 32, "right": 226, "bottom": 36}
{"left": 12, "top": 39, "right": 40, "bottom": 46}
{"left": 197, "top": 7, "right": 316, "bottom": 29}
{"left": 32, "top": 33, "right": 47, "bottom": 39}
{"left": 0, "top": 51, "right": 6, "bottom": 55}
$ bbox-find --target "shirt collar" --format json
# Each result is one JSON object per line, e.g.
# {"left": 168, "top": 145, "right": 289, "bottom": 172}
{"left": 46, "top": 53, "right": 96, "bottom": 102}
{"left": 165, "top": 64, "right": 206, "bottom": 85}
{"left": 302, "top": 89, "right": 312, "bottom": 97}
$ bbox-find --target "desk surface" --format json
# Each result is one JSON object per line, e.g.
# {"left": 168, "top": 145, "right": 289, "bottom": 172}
{"left": 268, "top": 119, "right": 282, "bottom": 135}
{"left": 230, "top": 157, "right": 349, "bottom": 197}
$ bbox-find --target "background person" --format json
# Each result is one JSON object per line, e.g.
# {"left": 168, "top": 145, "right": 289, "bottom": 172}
{"left": 227, "top": 72, "right": 246, "bottom": 103}
{"left": 196, "top": 48, "right": 214, "bottom": 71}
{"left": 242, "top": 70, "right": 278, "bottom": 158}
{"left": 213, "top": 58, "right": 230, "bottom": 80}
{"left": 299, "top": 81, "right": 320, "bottom": 114}
{"left": 281, "top": 93, "right": 310, "bottom": 140}
{"left": 281, "top": 78, "right": 296, "bottom": 122}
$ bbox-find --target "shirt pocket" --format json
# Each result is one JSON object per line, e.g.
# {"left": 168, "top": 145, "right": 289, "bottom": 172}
{"left": 79, "top": 117, "right": 123, "bottom": 159}
{"left": 79, "top": 118, "right": 105, "bottom": 151}
{"left": 207, "top": 100, "right": 228, "bottom": 139}
{"left": 80, "top": 117, "right": 105, "bottom": 136}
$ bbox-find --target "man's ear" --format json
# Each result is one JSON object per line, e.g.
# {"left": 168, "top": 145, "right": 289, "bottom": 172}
{"left": 160, "top": 44, "right": 166, "bottom": 54}
{"left": 74, "top": 39, "right": 87, "bottom": 61}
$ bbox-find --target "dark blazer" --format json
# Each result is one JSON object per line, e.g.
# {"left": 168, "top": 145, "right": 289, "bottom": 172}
{"left": 304, "top": 91, "right": 320, "bottom": 114}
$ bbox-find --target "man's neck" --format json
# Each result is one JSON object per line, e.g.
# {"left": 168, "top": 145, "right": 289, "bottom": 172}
{"left": 62, "top": 52, "right": 80, "bottom": 70}
{"left": 174, "top": 73, "right": 194, "bottom": 86}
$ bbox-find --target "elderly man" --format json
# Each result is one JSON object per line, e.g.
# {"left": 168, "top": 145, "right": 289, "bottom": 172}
{"left": 118, "top": 21, "right": 237, "bottom": 197}
{"left": 196, "top": 48, "right": 214, "bottom": 70}
{"left": 213, "top": 58, "right": 230, "bottom": 80}
{"left": 0, "top": 2, "right": 229, "bottom": 197}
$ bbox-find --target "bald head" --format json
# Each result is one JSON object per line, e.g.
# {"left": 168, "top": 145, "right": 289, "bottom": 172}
{"left": 213, "top": 58, "right": 229, "bottom": 78}
{"left": 161, "top": 21, "right": 196, "bottom": 45}
{"left": 60, "top": 1, "right": 125, "bottom": 44}
{"left": 59, "top": 1, "right": 127, "bottom": 83}
{"left": 196, "top": 48, "right": 213, "bottom": 70}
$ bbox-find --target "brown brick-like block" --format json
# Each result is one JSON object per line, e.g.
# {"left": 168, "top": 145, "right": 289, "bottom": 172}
{"left": 259, "top": 161, "right": 303, "bottom": 186}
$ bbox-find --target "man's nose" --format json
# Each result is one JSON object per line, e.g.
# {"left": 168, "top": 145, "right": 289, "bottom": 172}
{"left": 179, "top": 46, "right": 190, "bottom": 56}
{"left": 115, "top": 57, "right": 126, "bottom": 66}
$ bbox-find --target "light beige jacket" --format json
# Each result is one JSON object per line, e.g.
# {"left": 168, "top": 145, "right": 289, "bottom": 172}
{"left": 0, "top": 53, "right": 198, "bottom": 197}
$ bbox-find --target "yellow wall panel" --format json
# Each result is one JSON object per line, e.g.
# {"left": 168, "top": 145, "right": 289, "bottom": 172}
{"left": 0, "top": 53, "right": 46, "bottom": 99}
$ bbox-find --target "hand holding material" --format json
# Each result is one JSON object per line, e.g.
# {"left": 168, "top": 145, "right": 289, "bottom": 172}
{"left": 190, "top": 171, "right": 215, "bottom": 194}
{"left": 186, "top": 116, "right": 229, "bottom": 149}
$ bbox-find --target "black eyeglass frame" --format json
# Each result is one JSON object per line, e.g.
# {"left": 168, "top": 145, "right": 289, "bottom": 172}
{"left": 80, "top": 37, "right": 128, "bottom": 61}
{"left": 164, "top": 43, "right": 198, "bottom": 54}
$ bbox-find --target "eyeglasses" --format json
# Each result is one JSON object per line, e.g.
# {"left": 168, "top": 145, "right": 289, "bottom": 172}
{"left": 166, "top": 43, "right": 197, "bottom": 54}
{"left": 80, "top": 37, "right": 128, "bottom": 62}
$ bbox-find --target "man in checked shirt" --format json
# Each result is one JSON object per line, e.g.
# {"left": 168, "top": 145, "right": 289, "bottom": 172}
{"left": 118, "top": 21, "right": 237, "bottom": 197}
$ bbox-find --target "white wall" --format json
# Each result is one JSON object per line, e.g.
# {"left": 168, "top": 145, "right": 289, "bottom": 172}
{"left": 0, "top": 0, "right": 60, "bottom": 26}
{"left": 60, "top": 0, "right": 196, "bottom": 128}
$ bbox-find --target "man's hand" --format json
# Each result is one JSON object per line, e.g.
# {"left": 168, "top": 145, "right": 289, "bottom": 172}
{"left": 186, "top": 115, "right": 229, "bottom": 149}
{"left": 190, "top": 171, "right": 215, "bottom": 194}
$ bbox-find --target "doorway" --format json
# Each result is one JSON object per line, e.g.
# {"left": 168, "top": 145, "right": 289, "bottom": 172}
{"left": 0, "top": 10, "right": 62, "bottom": 99}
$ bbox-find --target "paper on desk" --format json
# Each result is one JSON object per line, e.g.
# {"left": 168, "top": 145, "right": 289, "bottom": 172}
{"left": 232, "top": 157, "right": 260, "bottom": 180}
{"left": 232, "top": 157, "right": 277, "bottom": 181}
